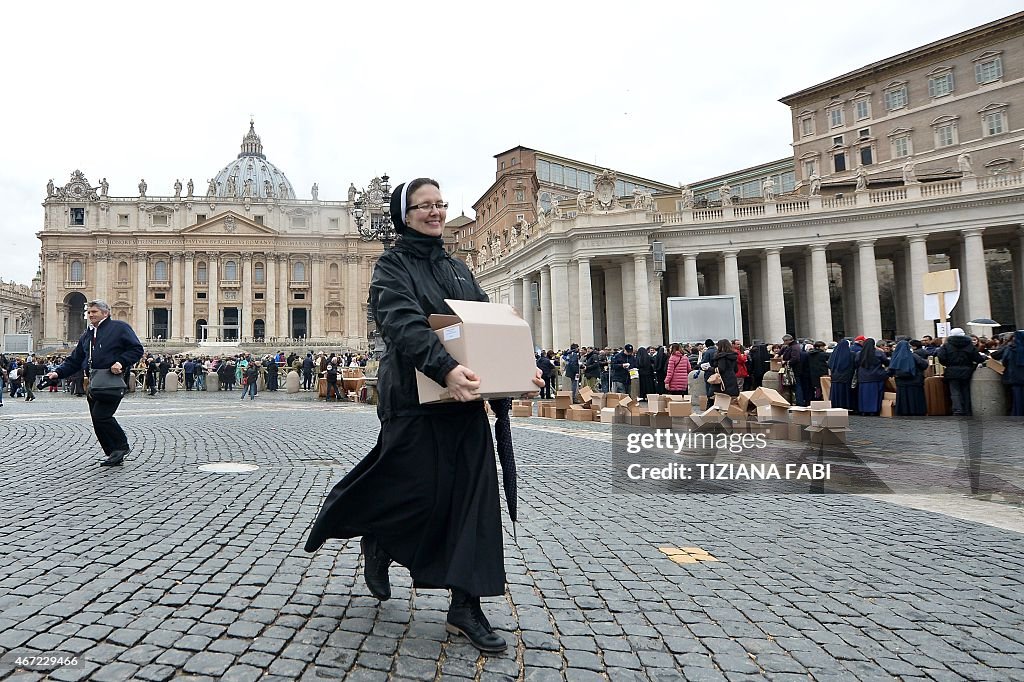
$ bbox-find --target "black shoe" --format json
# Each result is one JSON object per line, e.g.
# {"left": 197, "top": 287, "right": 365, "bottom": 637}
{"left": 446, "top": 590, "right": 507, "bottom": 653}
{"left": 360, "top": 535, "right": 392, "bottom": 600}
{"left": 100, "top": 450, "right": 127, "bottom": 466}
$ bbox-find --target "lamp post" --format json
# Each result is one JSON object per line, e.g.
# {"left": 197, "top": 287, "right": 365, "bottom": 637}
{"left": 351, "top": 174, "right": 394, "bottom": 355}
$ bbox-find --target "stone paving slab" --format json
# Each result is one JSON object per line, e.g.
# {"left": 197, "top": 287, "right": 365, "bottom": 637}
{"left": 0, "top": 390, "right": 1022, "bottom": 681}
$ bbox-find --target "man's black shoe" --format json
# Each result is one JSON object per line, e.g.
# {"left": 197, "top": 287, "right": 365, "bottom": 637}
{"left": 446, "top": 590, "right": 506, "bottom": 653}
{"left": 360, "top": 535, "right": 392, "bottom": 600}
{"left": 100, "top": 450, "right": 126, "bottom": 466}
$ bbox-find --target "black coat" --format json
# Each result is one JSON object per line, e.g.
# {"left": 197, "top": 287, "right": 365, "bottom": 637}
{"left": 936, "top": 335, "right": 984, "bottom": 380}
{"left": 54, "top": 318, "right": 144, "bottom": 380}
{"left": 712, "top": 350, "right": 740, "bottom": 397}
{"left": 610, "top": 351, "right": 634, "bottom": 383}
{"left": 370, "top": 231, "right": 487, "bottom": 421}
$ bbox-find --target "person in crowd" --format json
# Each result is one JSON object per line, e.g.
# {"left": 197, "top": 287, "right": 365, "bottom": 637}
{"left": 158, "top": 356, "right": 170, "bottom": 391}
{"left": 853, "top": 338, "right": 889, "bottom": 416}
{"left": 610, "top": 344, "right": 635, "bottom": 394}
{"left": 663, "top": 343, "right": 691, "bottom": 395}
{"left": 183, "top": 358, "right": 195, "bottom": 391}
{"left": 918, "top": 335, "right": 939, "bottom": 356}
{"left": 8, "top": 361, "right": 23, "bottom": 398}
{"left": 145, "top": 357, "right": 159, "bottom": 396}
{"left": 47, "top": 299, "right": 144, "bottom": 466}
{"left": 241, "top": 360, "right": 259, "bottom": 400}
{"left": 746, "top": 340, "right": 770, "bottom": 390}
{"left": 733, "top": 341, "right": 749, "bottom": 391}
{"left": 302, "top": 353, "right": 315, "bottom": 390}
{"left": 806, "top": 341, "right": 829, "bottom": 401}
{"left": 890, "top": 339, "right": 928, "bottom": 416}
{"left": 992, "top": 330, "right": 1024, "bottom": 416}
{"left": 582, "top": 347, "right": 603, "bottom": 392}
{"left": 777, "top": 334, "right": 807, "bottom": 406}
{"left": 653, "top": 345, "right": 668, "bottom": 394}
{"left": 711, "top": 339, "right": 740, "bottom": 397}
{"left": 194, "top": 359, "right": 206, "bottom": 391}
{"left": 936, "top": 327, "right": 985, "bottom": 416}
{"left": 563, "top": 343, "right": 581, "bottom": 402}
{"left": 537, "top": 350, "right": 555, "bottom": 399}
{"left": 21, "top": 357, "right": 37, "bottom": 402}
{"left": 324, "top": 363, "right": 344, "bottom": 401}
{"left": 826, "top": 338, "right": 854, "bottom": 409}
{"left": 698, "top": 339, "right": 718, "bottom": 399}
{"left": 635, "top": 346, "right": 657, "bottom": 400}
{"left": 305, "top": 178, "right": 543, "bottom": 655}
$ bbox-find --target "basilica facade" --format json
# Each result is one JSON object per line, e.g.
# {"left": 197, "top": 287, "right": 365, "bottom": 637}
{"left": 37, "top": 123, "right": 381, "bottom": 351}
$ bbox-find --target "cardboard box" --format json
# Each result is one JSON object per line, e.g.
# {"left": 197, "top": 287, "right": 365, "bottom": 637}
{"left": 764, "top": 423, "right": 789, "bottom": 440}
{"left": 819, "top": 375, "right": 832, "bottom": 398}
{"left": 649, "top": 414, "right": 673, "bottom": 429}
{"left": 810, "top": 408, "right": 849, "bottom": 428}
{"left": 770, "top": 358, "right": 784, "bottom": 372}
{"left": 750, "top": 387, "right": 790, "bottom": 408}
{"left": 415, "top": 299, "right": 538, "bottom": 404}
{"left": 668, "top": 401, "right": 693, "bottom": 417}
{"left": 578, "top": 386, "right": 595, "bottom": 405}
{"left": 806, "top": 425, "right": 849, "bottom": 445}
{"left": 787, "top": 422, "right": 807, "bottom": 442}
{"left": 567, "top": 406, "right": 593, "bottom": 421}
{"left": 628, "top": 414, "right": 651, "bottom": 427}
{"left": 511, "top": 405, "right": 533, "bottom": 417}
{"left": 604, "top": 392, "right": 625, "bottom": 405}
{"left": 987, "top": 358, "right": 1005, "bottom": 375}
{"left": 756, "top": 405, "right": 789, "bottom": 422}
{"left": 617, "top": 396, "right": 642, "bottom": 417}
{"left": 713, "top": 393, "right": 734, "bottom": 412}
{"left": 883, "top": 392, "right": 897, "bottom": 402}
{"left": 880, "top": 399, "right": 895, "bottom": 418}
{"left": 726, "top": 403, "right": 747, "bottom": 421}
{"left": 600, "top": 407, "right": 617, "bottom": 423}
{"left": 554, "top": 392, "right": 572, "bottom": 410}
{"left": 554, "top": 408, "right": 567, "bottom": 419}
{"left": 809, "top": 400, "right": 832, "bottom": 410}
{"left": 671, "top": 416, "right": 695, "bottom": 431}
{"left": 540, "top": 405, "right": 555, "bottom": 418}
{"left": 644, "top": 395, "right": 665, "bottom": 414}
{"left": 737, "top": 390, "right": 757, "bottom": 412}
{"left": 788, "top": 406, "right": 811, "bottom": 426}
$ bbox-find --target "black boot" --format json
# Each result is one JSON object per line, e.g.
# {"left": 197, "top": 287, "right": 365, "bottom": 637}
{"left": 446, "top": 589, "right": 506, "bottom": 654}
{"left": 101, "top": 450, "right": 126, "bottom": 466}
{"left": 360, "top": 535, "right": 392, "bottom": 600}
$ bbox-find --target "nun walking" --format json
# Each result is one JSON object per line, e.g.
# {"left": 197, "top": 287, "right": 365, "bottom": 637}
{"left": 827, "top": 339, "right": 854, "bottom": 409}
{"left": 889, "top": 340, "right": 928, "bottom": 416}
{"left": 854, "top": 338, "right": 889, "bottom": 416}
{"left": 305, "top": 178, "right": 542, "bottom": 654}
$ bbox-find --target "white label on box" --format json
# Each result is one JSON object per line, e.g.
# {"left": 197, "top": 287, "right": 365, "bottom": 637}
{"left": 443, "top": 326, "right": 461, "bottom": 341}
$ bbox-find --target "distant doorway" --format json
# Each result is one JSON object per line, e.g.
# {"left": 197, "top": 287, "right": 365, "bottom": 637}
{"left": 65, "top": 292, "right": 87, "bottom": 340}
{"left": 291, "top": 309, "right": 307, "bottom": 338}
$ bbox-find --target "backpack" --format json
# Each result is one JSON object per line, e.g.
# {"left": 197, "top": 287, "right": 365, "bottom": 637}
{"left": 8, "top": 368, "right": 19, "bottom": 381}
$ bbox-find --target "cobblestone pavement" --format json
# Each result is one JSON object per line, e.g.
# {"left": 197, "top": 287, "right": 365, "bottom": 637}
{"left": 1, "top": 389, "right": 1022, "bottom": 681}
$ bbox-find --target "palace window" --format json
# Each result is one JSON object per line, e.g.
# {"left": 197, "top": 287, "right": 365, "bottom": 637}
{"left": 329, "top": 262, "right": 339, "bottom": 283}
{"left": 153, "top": 214, "right": 168, "bottom": 227}
{"left": 974, "top": 53, "right": 1003, "bottom": 84}
{"left": 932, "top": 116, "right": 959, "bottom": 148}
{"left": 117, "top": 214, "right": 129, "bottom": 227}
{"left": 800, "top": 116, "right": 814, "bottom": 137}
{"left": 832, "top": 152, "right": 847, "bottom": 173}
{"left": 154, "top": 260, "right": 168, "bottom": 281}
{"left": 293, "top": 261, "right": 306, "bottom": 281}
{"left": 884, "top": 84, "right": 908, "bottom": 111}
{"left": 224, "top": 260, "right": 237, "bottom": 280}
{"left": 928, "top": 70, "right": 954, "bottom": 98}
{"left": 117, "top": 261, "right": 128, "bottom": 281}
{"left": 154, "top": 292, "right": 166, "bottom": 300}
{"left": 255, "top": 292, "right": 264, "bottom": 300}
{"left": 70, "top": 208, "right": 85, "bottom": 226}
{"left": 254, "top": 262, "right": 265, "bottom": 284}
{"left": 890, "top": 133, "right": 912, "bottom": 159}
{"left": 254, "top": 215, "right": 264, "bottom": 225}
{"left": 828, "top": 106, "right": 844, "bottom": 128}
{"left": 982, "top": 110, "right": 1006, "bottom": 136}
{"left": 196, "top": 262, "right": 208, "bottom": 284}
{"left": 854, "top": 98, "right": 871, "bottom": 121}
{"left": 195, "top": 214, "right": 206, "bottom": 223}
{"left": 70, "top": 260, "right": 83, "bottom": 281}
{"left": 292, "top": 216, "right": 307, "bottom": 228}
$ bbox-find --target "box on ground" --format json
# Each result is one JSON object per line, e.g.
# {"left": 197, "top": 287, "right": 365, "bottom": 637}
{"left": 600, "top": 407, "right": 617, "bottom": 423}
{"left": 987, "top": 358, "right": 1005, "bottom": 375}
{"left": 806, "top": 425, "right": 849, "bottom": 445}
{"left": 880, "top": 399, "right": 895, "bottom": 418}
{"left": 578, "top": 386, "right": 595, "bottom": 406}
{"left": 567, "top": 405, "right": 593, "bottom": 421}
{"left": 511, "top": 405, "right": 533, "bottom": 417}
{"left": 756, "top": 404, "right": 789, "bottom": 422}
{"left": 883, "top": 392, "right": 897, "bottom": 402}
{"left": 809, "top": 400, "right": 832, "bottom": 410}
{"left": 788, "top": 406, "right": 811, "bottom": 425}
{"left": 750, "top": 387, "right": 790, "bottom": 408}
{"left": 810, "top": 408, "right": 849, "bottom": 428}
{"left": 668, "top": 401, "right": 693, "bottom": 417}
{"left": 415, "top": 299, "right": 537, "bottom": 404}
{"left": 554, "top": 392, "right": 572, "bottom": 410}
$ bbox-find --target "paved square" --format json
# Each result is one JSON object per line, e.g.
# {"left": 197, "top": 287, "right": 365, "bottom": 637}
{"left": 1, "top": 389, "right": 1022, "bottom": 681}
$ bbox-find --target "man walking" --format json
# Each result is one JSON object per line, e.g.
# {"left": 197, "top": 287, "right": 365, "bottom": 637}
{"left": 47, "top": 300, "right": 145, "bottom": 466}
{"left": 22, "top": 356, "right": 38, "bottom": 402}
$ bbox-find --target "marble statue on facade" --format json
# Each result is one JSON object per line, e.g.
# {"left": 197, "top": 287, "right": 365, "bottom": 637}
{"left": 762, "top": 176, "right": 776, "bottom": 201}
{"left": 100, "top": 178, "right": 109, "bottom": 197}
{"left": 958, "top": 152, "right": 974, "bottom": 177}
{"left": 207, "top": 178, "right": 217, "bottom": 197}
{"left": 174, "top": 179, "right": 183, "bottom": 199}
{"left": 679, "top": 183, "right": 694, "bottom": 209}
{"left": 902, "top": 158, "right": 918, "bottom": 185}
{"left": 225, "top": 175, "right": 237, "bottom": 195}
{"left": 46, "top": 179, "right": 55, "bottom": 197}
{"left": 509, "top": 222, "right": 520, "bottom": 248}
{"left": 279, "top": 181, "right": 288, "bottom": 199}
{"left": 719, "top": 183, "right": 733, "bottom": 207}
{"left": 809, "top": 173, "right": 821, "bottom": 197}
{"left": 186, "top": 178, "right": 194, "bottom": 197}
{"left": 478, "top": 242, "right": 489, "bottom": 263}
{"left": 348, "top": 183, "right": 357, "bottom": 202}
{"left": 138, "top": 178, "right": 148, "bottom": 197}
{"left": 855, "top": 167, "right": 868, "bottom": 192}
{"left": 522, "top": 217, "right": 533, "bottom": 239}
{"left": 264, "top": 179, "right": 274, "bottom": 198}
{"left": 311, "top": 183, "right": 319, "bottom": 201}
{"left": 633, "top": 189, "right": 653, "bottom": 211}
{"left": 577, "top": 190, "right": 589, "bottom": 213}
{"left": 242, "top": 177, "right": 253, "bottom": 198}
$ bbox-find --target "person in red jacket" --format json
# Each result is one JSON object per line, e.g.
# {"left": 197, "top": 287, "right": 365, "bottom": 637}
{"left": 664, "top": 343, "right": 691, "bottom": 395}
{"left": 734, "top": 341, "right": 749, "bottom": 391}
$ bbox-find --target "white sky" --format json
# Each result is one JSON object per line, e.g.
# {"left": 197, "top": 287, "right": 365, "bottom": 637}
{"left": 1, "top": 0, "right": 1019, "bottom": 284}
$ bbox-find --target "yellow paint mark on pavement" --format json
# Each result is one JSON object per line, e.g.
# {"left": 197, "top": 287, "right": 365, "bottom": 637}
{"left": 659, "top": 545, "right": 719, "bottom": 564}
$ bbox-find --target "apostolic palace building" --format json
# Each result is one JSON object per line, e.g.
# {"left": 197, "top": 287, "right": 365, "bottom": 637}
{"left": 31, "top": 11, "right": 1024, "bottom": 353}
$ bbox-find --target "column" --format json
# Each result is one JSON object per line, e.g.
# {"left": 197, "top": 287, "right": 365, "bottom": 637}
{"left": 746, "top": 261, "right": 761, "bottom": 342}
{"left": 948, "top": 247, "right": 965, "bottom": 328}
{"left": 683, "top": 254, "right": 699, "bottom": 297}
{"left": 208, "top": 255, "right": 220, "bottom": 335}
{"left": 906, "top": 236, "right": 930, "bottom": 339}
{"left": 793, "top": 262, "right": 807, "bottom": 338}
{"left": 764, "top": 247, "right": 787, "bottom": 342}
{"left": 540, "top": 266, "right": 553, "bottom": 350}
{"left": 856, "top": 239, "right": 882, "bottom": 340}
{"left": 94, "top": 254, "right": 109, "bottom": 304}
{"left": 961, "top": 228, "right": 992, "bottom": 321}
{"left": 241, "top": 252, "right": 253, "bottom": 340}
{"left": 605, "top": 266, "right": 624, "bottom": 347}
{"left": 310, "top": 255, "right": 323, "bottom": 340}
{"left": 722, "top": 250, "right": 742, "bottom": 340}
{"left": 264, "top": 254, "right": 276, "bottom": 340}
{"left": 808, "top": 244, "right": 833, "bottom": 343}
{"left": 134, "top": 253, "right": 148, "bottom": 336}
{"left": 577, "top": 258, "right": 595, "bottom": 347}
{"left": 620, "top": 259, "right": 636, "bottom": 343}
{"left": 648, "top": 272, "right": 664, "bottom": 346}
{"left": 704, "top": 261, "right": 720, "bottom": 296}
{"left": 44, "top": 251, "right": 59, "bottom": 342}
{"left": 184, "top": 253, "right": 195, "bottom": 341}
{"left": 520, "top": 276, "right": 535, "bottom": 346}
{"left": 171, "top": 252, "right": 184, "bottom": 341}
{"left": 891, "top": 252, "right": 908, "bottom": 337}
{"left": 550, "top": 261, "right": 570, "bottom": 349}
{"left": 1014, "top": 229, "right": 1024, "bottom": 328}
{"left": 633, "top": 254, "right": 651, "bottom": 346}
{"left": 279, "top": 253, "right": 291, "bottom": 338}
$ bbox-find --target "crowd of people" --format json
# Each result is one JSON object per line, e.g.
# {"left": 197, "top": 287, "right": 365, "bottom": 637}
{"left": 535, "top": 328, "right": 1024, "bottom": 417}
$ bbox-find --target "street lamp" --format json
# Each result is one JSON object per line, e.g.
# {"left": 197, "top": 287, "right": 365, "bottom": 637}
{"left": 352, "top": 173, "right": 396, "bottom": 249}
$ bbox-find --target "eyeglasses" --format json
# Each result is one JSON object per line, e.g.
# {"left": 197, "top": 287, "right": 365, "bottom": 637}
{"left": 408, "top": 202, "right": 449, "bottom": 212}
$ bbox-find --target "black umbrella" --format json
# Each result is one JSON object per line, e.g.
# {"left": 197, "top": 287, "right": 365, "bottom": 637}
{"left": 488, "top": 398, "right": 518, "bottom": 537}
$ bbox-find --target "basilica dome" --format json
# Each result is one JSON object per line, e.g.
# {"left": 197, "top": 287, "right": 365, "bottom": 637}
{"left": 211, "top": 121, "right": 296, "bottom": 200}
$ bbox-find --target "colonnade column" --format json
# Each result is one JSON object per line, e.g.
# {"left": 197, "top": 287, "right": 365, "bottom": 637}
{"left": 745, "top": 260, "right": 761, "bottom": 342}
{"left": 520, "top": 276, "right": 535, "bottom": 345}
{"left": 683, "top": 254, "right": 699, "bottom": 297}
{"left": 620, "top": 259, "right": 636, "bottom": 342}
{"left": 171, "top": 252, "right": 184, "bottom": 341}
{"left": 310, "top": 255, "right": 324, "bottom": 340}
{"left": 240, "top": 253, "right": 253, "bottom": 340}
{"left": 905, "top": 236, "right": 930, "bottom": 339}
{"left": 605, "top": 266, "right": 624, "bottom": 347}
{"left": 891, "top": 252, "right": 908, "bottom": 337}
{"left": 277, "top": 253, "right": 289, "bottom": 338}
{"left": 208, "top": 255, "right": 220, "bottom": 332}
{"left": 94, "top": 253, "right": 109, "bottom": 305}
{"left": 184, "top": 253, "right": 195, "bottom": 341}
{"left": 134, "top": 253, "right": 148, "bottom": 336}
{"left": 633, "top": 254, "right": 651, "bottom": 346}
{"left": 961, "top": 228, "right": 992, "bottom": 322}
{"left": 764, "top": 247, "right": 786, "bottom": 341}
{"left": 808, "top": 244, "right": 833, "bottom": 343}
{"left": 540, "top": 266, "right": 553, "bottom": 350}
{"left": 793, "top": 261, "right": 808, "bottom": 338}
{"left": 265, "top": 254, "right": 276, "bottom": 340}
{"left": 856, "top": 239, "right": 882, "bottom": 340}
{"left": 550, "top": 261, "right": 570, "bottom": 349}
{"left": 577, "top": 258, "right": 595, "bottom": 347}
{"left": 722, "top": 250, "right": 742, "bottom": 341}
{"left": 44, "top": 251, "right": 59, "bottom": 341}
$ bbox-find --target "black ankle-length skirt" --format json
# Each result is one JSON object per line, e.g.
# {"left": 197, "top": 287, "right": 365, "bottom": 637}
{"left": 304, "top": 407, "right": 505, "bottom": 597}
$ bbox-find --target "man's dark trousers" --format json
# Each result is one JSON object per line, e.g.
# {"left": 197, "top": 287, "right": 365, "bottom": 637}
{"left": 88, "top": 394, "right": 129, "bottom": 455}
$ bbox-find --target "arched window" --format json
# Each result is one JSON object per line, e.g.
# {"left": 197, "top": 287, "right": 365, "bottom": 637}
{"left": 224, "top": 260, "right": 238, "bottom": 280}
{"left": 70, "top": 260, "right": 83, "bottom": 281}
{"left": 254, "top": 262, "right": 265, "bottom": 284}
{"left": 293, "top": 261, "right": 305, "bottom": 281}
{"left": 328, "top": 310, "right": 341, "bottom": 332}
{"left": 117, "top": 261, "right": 128, "bottom": 281}
{"left": 329, "top": 262, "right": 340, "bottom": 284}
{"left": 197, "top": 262, "right": 208, "bottom": 284}
{"left": 154, "top": 260, "right": 168, "bottom": 281}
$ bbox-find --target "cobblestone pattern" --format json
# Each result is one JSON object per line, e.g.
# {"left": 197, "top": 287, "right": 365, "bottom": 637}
{"left": 0, "top": 391, "right": 1022, "bottom": 681}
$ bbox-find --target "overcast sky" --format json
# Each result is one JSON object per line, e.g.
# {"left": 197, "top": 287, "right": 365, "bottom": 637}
{"left": 1, "top": 1, "right": 1019, "bottom": 284}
